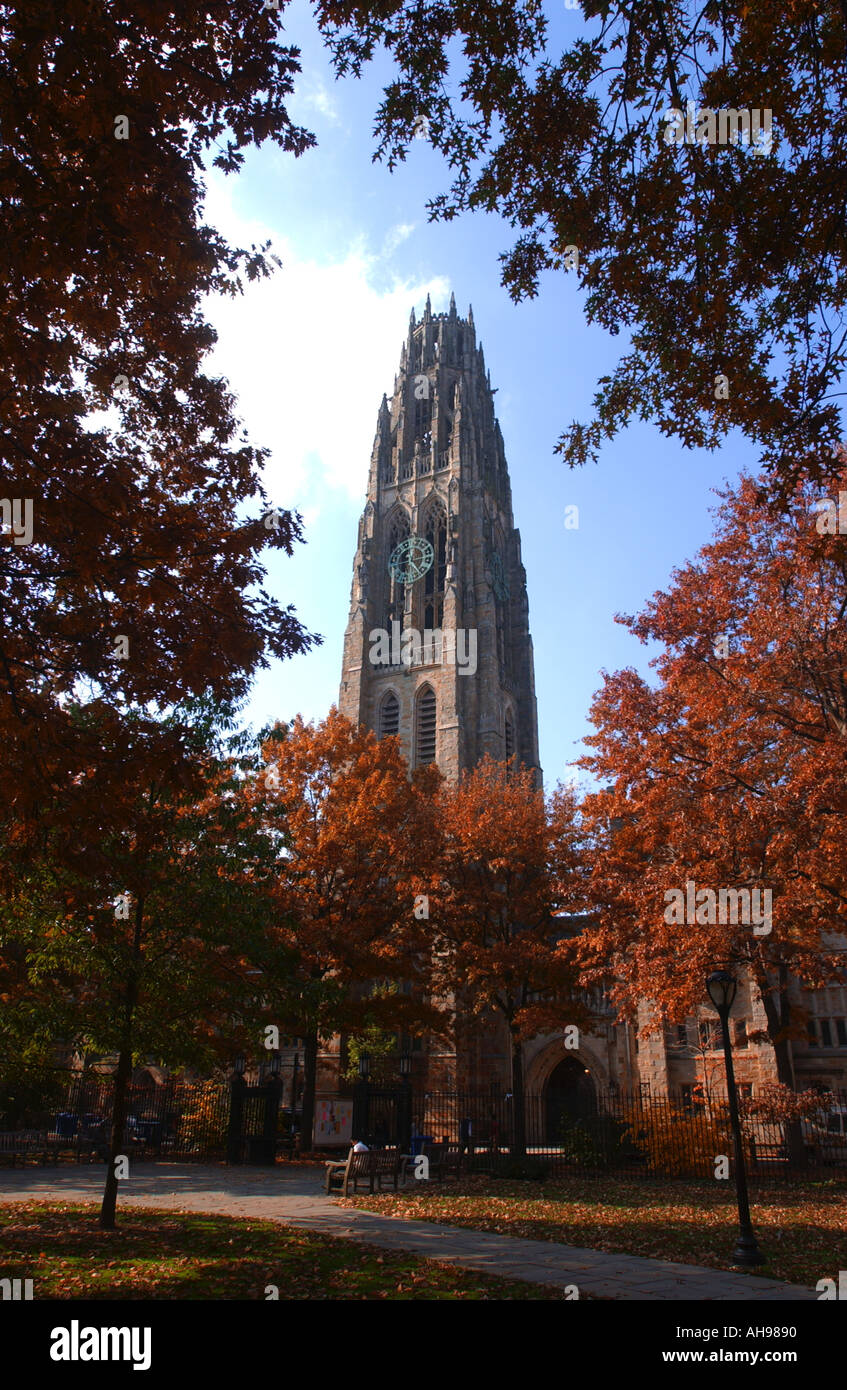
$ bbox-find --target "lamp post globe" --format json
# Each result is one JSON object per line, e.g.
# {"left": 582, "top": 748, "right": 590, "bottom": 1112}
{"left": 706, "top": 970, "right": 737, "bottom": 1015}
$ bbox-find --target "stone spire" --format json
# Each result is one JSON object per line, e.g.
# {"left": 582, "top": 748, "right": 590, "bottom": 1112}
{"left": 338, "top": 301, "right": 541, "bottom": 789}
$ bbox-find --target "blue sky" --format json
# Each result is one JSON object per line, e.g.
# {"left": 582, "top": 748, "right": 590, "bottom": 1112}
{"left": 203, "top": 1, "right": 761, "bottom": 793}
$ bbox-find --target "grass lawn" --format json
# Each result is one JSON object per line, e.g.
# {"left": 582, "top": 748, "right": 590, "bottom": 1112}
{"left": 341, "top": 1175, "right": 847, "bottom": 1287}
{"left": 0, "top": 1201, "right": 569, "bottom": 1300}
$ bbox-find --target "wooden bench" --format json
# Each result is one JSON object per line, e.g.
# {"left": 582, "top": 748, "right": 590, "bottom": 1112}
{"left": 50, "top": 1134, "right": 108, "bottom": 1163}
{"left": 0, "top": 1130, "right": 50, "bottom": 1166}
{"left": 421, "top": 1142, "right": 465, "bottom": 1182}
{"left": 748, "top": 1138, "right": 790, "bottom": 1167}
{"left": 324, "top": 1147, "right": 409, "bottom": 1197}
{"left": 0, "top": 1129, "right": 108, "bottom": 1166}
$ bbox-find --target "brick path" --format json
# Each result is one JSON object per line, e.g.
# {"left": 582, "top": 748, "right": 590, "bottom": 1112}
{"left": 0, "top": 1163, "right": 818, "bottom": 1301}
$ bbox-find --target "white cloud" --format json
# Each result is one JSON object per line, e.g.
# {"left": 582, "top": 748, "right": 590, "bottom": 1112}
{"left": 382, "top": 222, "right": 416, "bottom": 256}
{"left": 201, "top": 176, "right": 449, "bottom": 507}
{"left": 293, "top": 74, "right": 341, "bottom": 125}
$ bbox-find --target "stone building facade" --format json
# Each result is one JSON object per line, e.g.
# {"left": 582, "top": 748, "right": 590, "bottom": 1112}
{"left": 323, "top": 299, "right": 847, "bottom": 1116}
{"left": 338, "top": 293, "right": 540, "bottom": 787}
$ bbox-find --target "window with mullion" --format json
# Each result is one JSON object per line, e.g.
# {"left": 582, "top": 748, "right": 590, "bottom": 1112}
{"left": 385, "top": 512, "right": 410, "bottom": 630}
{"left": 422, "top": 506, "right": 446, "bottom": 631}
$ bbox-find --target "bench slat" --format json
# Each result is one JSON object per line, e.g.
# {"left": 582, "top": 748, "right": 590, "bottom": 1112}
{"left": 325, "top": 1147, "right": 407, "bottom": 1196}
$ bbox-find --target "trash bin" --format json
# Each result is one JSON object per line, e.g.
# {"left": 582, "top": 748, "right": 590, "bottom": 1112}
{"left": 246, "top": 1136, "right": 276, "bottom": 1166}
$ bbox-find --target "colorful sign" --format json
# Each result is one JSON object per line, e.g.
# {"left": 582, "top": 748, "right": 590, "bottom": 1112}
{"left": 314, "top": 1099, "right": 353, "bottom": 1146}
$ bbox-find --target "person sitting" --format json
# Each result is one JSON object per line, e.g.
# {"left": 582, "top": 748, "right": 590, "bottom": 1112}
{"left": 352, "top": 1138, "right": 369, "bottom": 1152}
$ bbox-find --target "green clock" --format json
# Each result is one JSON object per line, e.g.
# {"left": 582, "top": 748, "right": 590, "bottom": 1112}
{"left": 491, "top": 550, "right": 510, "bottom": 601}
{"left": 388, "top": 535, "right": 434, "bottom": 584}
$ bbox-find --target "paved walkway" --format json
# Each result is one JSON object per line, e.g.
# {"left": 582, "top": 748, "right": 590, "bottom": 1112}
{"left": 0, "top": 1163, "right": 817, "bottom": 1301}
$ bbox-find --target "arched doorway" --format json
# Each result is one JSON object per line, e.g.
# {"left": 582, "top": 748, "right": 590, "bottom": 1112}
{"left": 545, "top": 1057, "right": 596, "bottom": 1143}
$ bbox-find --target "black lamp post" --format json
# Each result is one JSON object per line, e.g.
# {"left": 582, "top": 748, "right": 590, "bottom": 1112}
{"left": 399, "top": 1051, "right": 412, "bottom": 1153}
{"left": 227, "top": 1055, "right": 247, "bottom": 1165}
{"left": 706, "top": 970, "right": 765, "bottom": 1267}
{"left": 290, "top": 1052, "right": 300, "bottom": 1149}
{"left": 355, "top": 1050, "right": 371, "bottom": 1145}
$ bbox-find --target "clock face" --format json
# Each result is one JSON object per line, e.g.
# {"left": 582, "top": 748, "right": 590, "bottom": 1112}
{"left": 388, "top": 535, "right": 434, "bottom": 584}
{"left": 491, "top": 550, "right": 510, "bottom": 601}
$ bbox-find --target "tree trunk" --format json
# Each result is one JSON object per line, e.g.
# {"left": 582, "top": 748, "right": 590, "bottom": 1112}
{"left": 511, "top": 1034, "right": 527, "bottom": 1158}
{"left": 760, "top": 966, "right": 807, "bottom": 1168}
{"left": 100, "top": 898, "right": 141, "bottom": 1229}
{"left": 99, "top": 1041, "right": 132, "bottom": 1230}
{"left": 300, "top": 1029, "right": 319, "bottom": 1154}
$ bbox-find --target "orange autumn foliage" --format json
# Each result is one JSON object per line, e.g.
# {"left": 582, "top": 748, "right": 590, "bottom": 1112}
{"left": 243, "top": 708, "right": 441, "bottom": 1146}
{"left": 575, "top": 473, "right": 847, "bottom": 1081}
{"left": 425, "top": 756, "right": 587, "bottom": 1151}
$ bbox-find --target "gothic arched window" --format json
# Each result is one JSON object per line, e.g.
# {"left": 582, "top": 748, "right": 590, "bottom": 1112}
{"left": 422, "top": 502, "right": 447, "bottom": 631}
{"left": 415, "top": 685, "right": 437, "bottom": 766}
{"left": 379, "top": 690, "right": 400, "bottom": 739}
{"left": 505, "top": 709, "right": 515, "bottom": 762}
{"left": 385, "top": 510, "right": 410, "bottom": 629}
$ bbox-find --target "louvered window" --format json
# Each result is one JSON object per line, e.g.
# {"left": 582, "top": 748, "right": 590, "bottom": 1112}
{"left": 416, "top": 687, "right": 437, "bottom": 766}
{"left": 379, "top": 691, "right": 400, "bottom": 739}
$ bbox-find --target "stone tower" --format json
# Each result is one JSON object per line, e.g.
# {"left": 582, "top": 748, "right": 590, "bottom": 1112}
{"left": 339, "top": 294, "right": 541, "bottom": 790}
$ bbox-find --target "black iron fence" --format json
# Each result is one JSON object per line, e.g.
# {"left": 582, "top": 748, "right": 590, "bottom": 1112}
{"left": 47, "top": 1073, "right": 299, "bottom": 1164}
{"left": 5, "top": 1074, "right": 846, "bottom": 1178}
{"left": 50, "top": 1075, "right": 233, "bottom": 1160}
{"left": 354, "top": 1085, "right": 847, "bottom": 1180}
